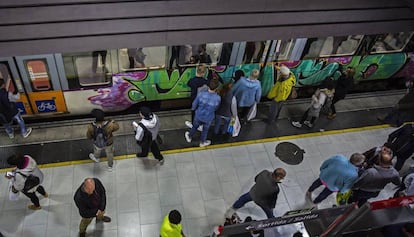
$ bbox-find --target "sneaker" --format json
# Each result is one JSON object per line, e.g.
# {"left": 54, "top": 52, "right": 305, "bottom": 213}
{"left": 102, "top": 216, "right": 111, "bottom": 222}
{"left": 327, "top": 113, "right": 336, "bottom": 120}
{"left": 43, "top": 192, "right": 49, "bottom": 198}
{"left": 185, "top": 121, "right": 193, "bottom": 128}
{"left": 28, "top": 204, "right": 41, "bottom": 210}
{"left": 306, "top": 191, "right": 312, "bottom": 201}
{"left": 8, "top": 133, "right": 14, "bottom": 139}
{"left": 89, "top": 153, "right": 100, "bottom": 163}
{"left": 291, "top": 121, "right": 302, "bottom": 128}
{"left": 224, "top": 207, "right": 236, "bottom": 219}
{"left": 158, "top": 158, "right": 165, "bottom": 165}
{"left": 199, "top": 140, "right": 211, "bottom": 147}
{"left": 185, "top": 131, "right": 192, "bottom": 143}
{"left": 22, "top": 128, "right": 32, "bottom": 138}
{"left": 197, "top": 125, "right": 203, "bottom": 132}
{"left": 107, "top": 166, "right": 113, "bottom": 172}
{"left": 304, "top": 121, "right": 313, "bottom": 128}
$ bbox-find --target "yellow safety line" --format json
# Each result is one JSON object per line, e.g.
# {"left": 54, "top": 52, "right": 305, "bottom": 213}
{"left": 0, "top": 123, "right": 403, "bottom": 172}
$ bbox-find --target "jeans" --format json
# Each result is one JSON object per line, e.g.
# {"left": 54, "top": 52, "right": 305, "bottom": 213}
{"left": 189, "top": 117, "right": 212, "bottom": 143}
{"left": 93, "top": 143, "right": 114, "bottom": 167}
{"left": 214, "top": 115, "right": 231, "bottom": 135}
{"left": 348, "top": 189, "right": 379, "bottom": 207}
{"left": 308, "top": 178, "right": 333, "bottom": 204}
{"left": 233, "top": 192, "right": 274, "bottom": 218}
{"left": 3, "top": 112, "right": 28, "bottom": 136}
{"left": 268, "top": 100, "right": 283, "bottom": 122}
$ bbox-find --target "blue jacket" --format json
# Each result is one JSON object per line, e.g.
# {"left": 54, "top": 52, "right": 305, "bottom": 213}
{"left": 232, "top": 77, "right": 261, "bottom": 107}
{"left": 192, "top": 90, "right": 221, "bottom": 123}
{"left": 319, "top": 155, "right": 359, "bottom": 193}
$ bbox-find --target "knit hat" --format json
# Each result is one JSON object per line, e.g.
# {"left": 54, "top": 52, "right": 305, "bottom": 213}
{"left": 280, "top": 66, "right": 290, "bottom": 76}
{"left": 139, "top": 106, "right": 153, "bottom": 120}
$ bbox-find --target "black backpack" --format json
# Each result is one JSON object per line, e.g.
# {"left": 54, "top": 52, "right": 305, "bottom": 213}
{"left": 137, "top": 123, "right": 152, "bottom": 146}
{"left": 93, "top": 121, "right": 109, "bottom": 148}
{"left": 17, "top": 172, "right": 40, "bottom": 192}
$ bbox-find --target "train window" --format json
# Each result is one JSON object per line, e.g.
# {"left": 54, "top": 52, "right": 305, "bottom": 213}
{"left": 24, "top": 59, "right": 53, "bottom": 91}
{"left": 370, "top": 32, "right": 414, "bottom": 53}
{"left": 0, "top": 62, "right": 18, "bottom": 92}
{"left": 303, "top": 35, "right": 363, "bottom": 58}
{"left": 120, "top": 46, "right": 166, "bottom": 71}
{"left": 272, "top": 39, "right": 296, "bottom": 61}
{"left": 243, "top": 41, "right": 267, "bottom": 64}
{"left": 177, "top": 43, "right": 223, "bottom": 67}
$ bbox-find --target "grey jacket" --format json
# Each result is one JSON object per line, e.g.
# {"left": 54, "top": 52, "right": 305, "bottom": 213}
{"left": 352, "top": 165, "right": 400, "bottom": 192}
{"left": 13, "top": 155, "right": 44, "bottom": 192}
{"left": 249, "top": 170, "right": 280, "bottom": 209}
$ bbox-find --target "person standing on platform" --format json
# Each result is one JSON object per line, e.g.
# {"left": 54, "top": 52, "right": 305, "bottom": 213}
{"left": 185, "top": 65, "right": 208, "bottom": 128}
{"left": 133, "top": 106, "right": 164, "bottom": 164}
{"left": 87, "top": 109, "right": 119, "bottom": 171}
{"left": 214, "top": 82, "right": 235, "bottom": 137}
{"left": 348, "top": 153, "right": 400, "bottom": 207}
{"left": 225, "top": 168, "right": 287, "bottom": 219}
{"left": 306, "top": 153, "right": 365, "bottom": 204}
{"left": 185, "top": 79, "right": 221, "bottom": 147}
{"left": 267, "top": 65, "right": 296, "bottom": 123}
{"left": 362, "top": 142, "right": 393, "bottom": 168}
{"left": 74, "top": 178, "right": 111, "bottom": 237}
{"left": 232, "top": 69, "right": 262, "bottom": 124}
{"left": 328, "top": 66, "right": 355, "bottom": 119}
{"left": 387, "top": 123, "right": 414, "bottom": 171}
{"left": 5, "top": 153, "right": 48, "bottom": 210}
{"left": 160, "top": 210, "right": 186, "bottom": 237}
{"left": 0, "top": 78, "right": 32, "bottom": 139}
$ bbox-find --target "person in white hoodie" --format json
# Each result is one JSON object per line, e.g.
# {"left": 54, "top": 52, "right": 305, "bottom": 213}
{"left": 5, "top": 153, "right": 47, "bottom": 210}
{"left": 133, "top": 107, "right": 164, "bottom": 164}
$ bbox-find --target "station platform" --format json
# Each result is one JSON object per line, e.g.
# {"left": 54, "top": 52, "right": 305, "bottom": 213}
{"left": 0, "top": 91, "right": 413, "bottom": 237}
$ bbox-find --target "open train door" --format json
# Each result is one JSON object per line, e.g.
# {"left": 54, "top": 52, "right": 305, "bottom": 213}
{"left": 14, "top": 54, "right": 68, "bottom": 115}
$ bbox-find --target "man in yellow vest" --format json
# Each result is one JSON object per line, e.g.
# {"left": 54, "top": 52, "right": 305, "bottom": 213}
{"left": 267, "top": 65, "right": 296, "bottom": 123}
{"left": 160, "top": 210, "right": 186, "bottom": 237}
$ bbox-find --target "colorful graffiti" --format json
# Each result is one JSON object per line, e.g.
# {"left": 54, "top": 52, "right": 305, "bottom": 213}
{"left": 88, "top": 53, "right": 413, "bottom": 108}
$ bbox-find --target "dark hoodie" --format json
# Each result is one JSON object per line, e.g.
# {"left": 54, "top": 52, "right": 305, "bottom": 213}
{"left": 74, "top": 178, "right": 107, "bottom": 218}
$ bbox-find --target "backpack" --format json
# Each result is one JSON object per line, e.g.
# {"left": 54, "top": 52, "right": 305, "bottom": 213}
{"left": 17, "top": 172, "right": 40, "bottom": 192}
{"left": 92, "top": 121, "right": 109, "bottom": 148}
{"left": 137, "top": 123, "right": 152, "bottom": 146}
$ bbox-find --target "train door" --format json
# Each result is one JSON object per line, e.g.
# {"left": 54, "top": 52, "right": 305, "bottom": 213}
{"left": 14, "top": 55, "right": 68, "bottom": 115}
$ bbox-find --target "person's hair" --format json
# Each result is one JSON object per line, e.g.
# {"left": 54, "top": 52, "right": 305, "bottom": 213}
{"left": 168, "top": 210, "right": 182, "bottom": 225}
{"left": 0, "top": 78, "right": 4, "bottom": 87}
{"left": 209, "top": 78, "right": 219, "bottom": 91}
{"left": 350, "top": 153, "right": 365, "bottom": 166}
{"left": 218, "top": 82, "right": 232, "bottom": 98}
{"left": 383, "top": 142, "right": 393, "bottom": 150}
{"left": 91, "top": 109, "right": 105, "bottom": 122}
{"left": 324, "top": 78, "right": 335, "bottom": 90}
{"left": 346, "top": 67, "right": 356, "bottom": 77}
{"left": 196, "top": 65, "right": 206, "bottom": 77}
{"left": 7, "top": 153, "right": 26, "bottom": 169}
{"left": 250, "top": 69, "right": 260, "bottom": 79}
{"left": 293, "top": 231, "right": 303, "bottom": 237}
{"left": 380, "top": 152, "right": 393, "bottom": 166}
{"left": 234, "top": 70, "right": 245, "bottom": 80}
{"left": 273, "top": 168, "right": 286, "bottom": 179}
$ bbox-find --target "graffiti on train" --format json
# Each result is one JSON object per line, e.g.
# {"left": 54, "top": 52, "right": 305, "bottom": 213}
{"left": 88, "top": 53, "right": 413, "bottom": 108}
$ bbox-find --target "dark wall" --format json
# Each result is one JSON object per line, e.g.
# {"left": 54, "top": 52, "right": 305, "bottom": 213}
{"left": 0, "top": 0, "right": 413, "bottom": 57}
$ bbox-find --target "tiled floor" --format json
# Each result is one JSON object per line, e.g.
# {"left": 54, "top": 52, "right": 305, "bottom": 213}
{"left": 1, "top": 126, "right": 412, "bottom": 237}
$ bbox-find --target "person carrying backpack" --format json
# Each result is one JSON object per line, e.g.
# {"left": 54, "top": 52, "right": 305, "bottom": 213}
{"left": 86, "top": 109, "right": 119, "bottom": 171}
{"left": 133, "top": 107, "right": 164, "bottom": 164}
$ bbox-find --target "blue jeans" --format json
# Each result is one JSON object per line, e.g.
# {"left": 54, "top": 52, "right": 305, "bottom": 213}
{"left": 308, "top": 178, "right": 333, "bottom": 204}
{"left": 3, "top": 112, "right": 28, "bottom": 136}
{"left": 214, "top": 115, "right": 231, "bottom": 135}
{"left": 189, "top": 117, "right": 212, "bottom": 143}
{"left": 232, "top": 192, "right": 274, "bottom": 218}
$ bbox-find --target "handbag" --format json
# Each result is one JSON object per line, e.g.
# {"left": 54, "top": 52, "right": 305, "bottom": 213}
{"left": 232, "top": 116, "right": 241, "bottom": 137}
{"left": 17, "top": 172, "right": 40, "bottom": 192}
{"left": 289, "top": 87, "right": 298, "bottom": 99}
{"left": 247, "top": 103, "right": 257, "bottom": 121}
{"left": 8, "top": 181, "right": 20, "bottom": 201}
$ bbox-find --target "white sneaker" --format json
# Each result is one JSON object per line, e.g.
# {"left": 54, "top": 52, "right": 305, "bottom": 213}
{"left": 197, "top": 125, "right": 203, "bottom": 132}
{"left": 8, "top": 133, "right": 14, "bottom": 139}
{"left": 23, "top": 128, "right": 32, "bottom": 138}
{"left": 89, "top": 153, "right": 100, "bottom": 163}
{"left": 185, "top": 121, "right": 193, "bottom": 128}
{"left": 304, "top": 121, "right": 313, "bottom": 128}
{"left": 199, "top": 140, "right": 211, "bottom": 147}
{"left": 291, "top": 121, "right": 302, "bottom": 128}
{"left": 185, "top": 131, "right": 192, "bottom": 143}
{"left": 107, "top": 166, "right": 113, "bottom": 172}
{"left": 224, "top": 207, "right": 236, "bottom": 219}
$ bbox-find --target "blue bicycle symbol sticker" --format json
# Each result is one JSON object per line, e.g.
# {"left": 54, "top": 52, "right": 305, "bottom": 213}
{"left": 35, "top": 100, "right": 57, "bottom": 112}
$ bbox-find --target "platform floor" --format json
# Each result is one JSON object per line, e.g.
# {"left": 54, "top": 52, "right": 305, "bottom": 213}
{"left": 0, "top": 91, "right": 413, "bottom": 237}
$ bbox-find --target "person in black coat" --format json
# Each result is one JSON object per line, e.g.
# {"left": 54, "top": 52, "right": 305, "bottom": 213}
{"left": 328, "top": 67, "right": 355, "bottom": 119}
{"left": 0, "top": 78, "right": 32, "bottom": 138}
{"left": 388, "top": 123, "right": 414, "bottom": 171}
{"left": 74, "top": 178, "right": 111, "bottom": 237}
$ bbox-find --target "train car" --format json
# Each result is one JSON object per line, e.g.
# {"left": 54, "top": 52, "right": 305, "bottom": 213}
{"left": 0, "top": 32, "right": 413, "bottom": 119}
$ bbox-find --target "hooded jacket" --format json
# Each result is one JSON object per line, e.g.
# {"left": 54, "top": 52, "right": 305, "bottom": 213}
{"left": 12, "top": 155, "right": 44, "bottom": 192}
{"left": 135, "top": 113, "right": 160, "bottom": 142}
{"left": 232, "top": 77, "right": 262, "bottom": 107}
{"left": 249, "top": 170, "right": 280, "bottom": 209}
{"left": 319, "top": 155, "right": 359, "bottom": 193}
{"left": 268, "top": 73, "right": 296, "bottom": 102}
{"left": 86, "top": 120, "right": 119, "bottom": 146}
{"left": 74, "top": 178, "right": 107, "bottom": 218}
